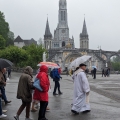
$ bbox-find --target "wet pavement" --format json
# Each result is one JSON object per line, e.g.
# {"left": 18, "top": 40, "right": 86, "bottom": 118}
{"left": 1, "top": 72, "right": 120, "bottom": 120}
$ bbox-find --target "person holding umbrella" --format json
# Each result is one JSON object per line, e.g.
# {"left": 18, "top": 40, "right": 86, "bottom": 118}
{"left": 0, "top": 69, "right": 7, "bottom": 118}
{"left": 92, "top": 66, "right": 97, "bottom": 79}
{"left": 0, "top": 68, "right": 11, "bottom": 105}
{"left": 71, "top": 63, "right": 91, "bottom": 114}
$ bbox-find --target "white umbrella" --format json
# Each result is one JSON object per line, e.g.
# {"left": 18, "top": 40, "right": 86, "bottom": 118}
{"left": 69, "top": 55, "right": 92, "bottom": 69}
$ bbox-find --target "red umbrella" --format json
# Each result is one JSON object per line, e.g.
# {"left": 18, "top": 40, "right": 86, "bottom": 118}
{"left": 37, "top": 62, "right": 59, "bottom": 68}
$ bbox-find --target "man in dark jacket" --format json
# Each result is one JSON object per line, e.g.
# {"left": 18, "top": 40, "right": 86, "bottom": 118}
{"left": 51, "top": 69, "right": 62, "bottom": 95}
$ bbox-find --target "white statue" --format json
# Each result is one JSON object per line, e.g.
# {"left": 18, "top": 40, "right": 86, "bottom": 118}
{"left": 43, "top": 52, "right": 46, "bottom": 62}
{"left": 106, "top": 62, "right": 108, "bottom": 67}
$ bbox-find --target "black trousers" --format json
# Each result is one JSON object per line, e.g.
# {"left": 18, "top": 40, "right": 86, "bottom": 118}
{"left": 53, "top": 81, "right": 61, "bottom": 94}
{"left": 93, "top": 73, "right": 96, "bottom": 79}
{"left": 38, "top": 101, "right": 48, "bottom": 120}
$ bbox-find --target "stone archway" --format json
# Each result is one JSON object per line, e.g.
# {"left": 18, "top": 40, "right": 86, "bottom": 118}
{"left": 63, "top": 52, "right": 82, "bottom": 69}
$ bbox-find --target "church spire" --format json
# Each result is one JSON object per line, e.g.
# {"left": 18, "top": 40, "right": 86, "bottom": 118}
{"left": 82, "top": 18, "right": 88, "bottom": 36}
{"left": 80, "top": 18, "right": 88, "bottom": 39}
{"left": 44, "top": 18, "right": 52, "bottom": 40}
{"left": 80, "top": 18, "right": 89, "bottom": 49}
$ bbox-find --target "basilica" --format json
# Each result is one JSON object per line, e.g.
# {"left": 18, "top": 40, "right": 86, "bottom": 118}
{"left": 43, "top": 0, "right": 118, "bottom": 71}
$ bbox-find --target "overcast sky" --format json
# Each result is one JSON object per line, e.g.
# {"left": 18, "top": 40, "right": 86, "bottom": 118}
{"left": 0, "top": 0, "right": 120, "bottom": 51}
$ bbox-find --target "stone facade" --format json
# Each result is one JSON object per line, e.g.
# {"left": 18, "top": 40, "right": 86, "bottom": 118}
{"left": 44, "top": 0, "right": 75, "bottom": 49}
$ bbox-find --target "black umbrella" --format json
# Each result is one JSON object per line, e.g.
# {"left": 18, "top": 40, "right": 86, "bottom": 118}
{"left": 0, "top": 58, "right": 13, "bottom": 70}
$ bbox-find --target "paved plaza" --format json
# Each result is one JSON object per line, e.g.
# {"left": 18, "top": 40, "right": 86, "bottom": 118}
{"left": 1, "top": 72, "right": 120, "bottom": 120}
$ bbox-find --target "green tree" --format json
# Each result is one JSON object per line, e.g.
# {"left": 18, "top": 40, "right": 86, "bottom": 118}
{"left": 0, "top": 35, "right": 6, "bottom": 49}
{"left": 6, "top": 31, "right": 14, "bottom": 46}
{"left": 0, "top": 11, "right": 9, "bottom": 42}
{"left": 0, "top": 46, "right": 28, "bottom": 67}
{"left": 25, "top": 44, "right": 47, "bottom": 69}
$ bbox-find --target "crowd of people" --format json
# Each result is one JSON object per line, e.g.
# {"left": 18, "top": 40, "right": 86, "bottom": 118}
{"left": 102, "top": 68, "right": 110, "bottom": 77}
{"left": 13, "top": 65, "right": 64, "bottom": 120}
{"left": 0, "top": 64, "right": 91, "bottom": 120}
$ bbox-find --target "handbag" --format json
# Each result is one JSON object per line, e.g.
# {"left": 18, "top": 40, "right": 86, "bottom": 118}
{"left": 33, "top": 78, "right": 43, "bottom": 91}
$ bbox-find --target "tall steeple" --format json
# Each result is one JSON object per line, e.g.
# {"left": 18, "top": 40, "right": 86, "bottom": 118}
{"left": 44, "top": 18, "right": 52, "bottom": 49}
{"left": 59, "top": 0, "right": 67, "bottom": 9}
{"left": 44, "top": 18, "right": 52, "bottom": 40}
{"left": 81, "top": 18, "right": 88, "bottom": 38}
{"left": 53, "top": 0, "right": 74, "bottom": 49}
{"left": 80, "top": 18, "right": 89, "bottom": 49}
{"left": 58, "top": 0, "right": 68, "bottom": 27}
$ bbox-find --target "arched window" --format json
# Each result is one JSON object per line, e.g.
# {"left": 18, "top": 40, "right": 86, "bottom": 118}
{"left": 62, "top": 41, "right": 65, "bottom": 47}
{"left": 82, "top": 41, "right": 83, "bottom": 48}
{"left": 64, "top": 11, "right": 65, "bottom": 21}
{"left": 61, "top": 11, "right": 63, "bottom": 20}
{"left": 85, "top": 41, "right": 86, "bottom": 48}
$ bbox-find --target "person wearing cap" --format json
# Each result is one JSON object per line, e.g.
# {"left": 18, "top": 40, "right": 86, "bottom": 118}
{"left": 71, "top": 63, "right": 91, "bottom": 114}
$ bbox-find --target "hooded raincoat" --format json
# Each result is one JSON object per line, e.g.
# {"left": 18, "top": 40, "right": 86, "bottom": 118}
{"left": 17, "top": 66, "right": 33, "bottom": 102}
{"left": 33, "top": 65, "right": 50, "bottom": 102}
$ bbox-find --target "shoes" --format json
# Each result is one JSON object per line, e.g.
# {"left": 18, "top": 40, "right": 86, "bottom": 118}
{"left": 5, "top": 100, "right": 11, "bottom": 105}
{"left": 53, "top": 93, "right": 58, "bottom": 96}
{"left": 25, "top": 118, "right": 33, "bottom": 120}
{"left": 82, "top": 110, "right": 91, "bottom": 113}
{"left": 59, "top": 92, "right": 63, "bottom": 95}
{"left": 14, "top": 114, "right": 19, "bottom": 120}
{"left": 0, "top": 114, "right": 7, "bottom": 118}
{"left": 2, "top": 110, "right": 7, "bottom": 113}
{"left": 71, "top": 110, "right": 79, "bottom": 115}
{"left": 31, "top": 108, "right": 38, "bottom": 112}
{"left": 39, "top": 118, "right": 48, "bottom": 120}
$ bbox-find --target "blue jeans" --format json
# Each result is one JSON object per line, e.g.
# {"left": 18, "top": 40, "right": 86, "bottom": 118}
{"left": 0, "top": 98, "right": 2, "bottom": 115}
{"left": 0, "top": 87, "right": 7, "bottom": 102}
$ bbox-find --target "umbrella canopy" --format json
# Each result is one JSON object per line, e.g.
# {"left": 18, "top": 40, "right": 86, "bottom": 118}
{"left": 37, "top": 62, "right": 60, "bottom": 68}
{"left": 0, "top": 58, "right": 13, "bottom": 70}
{"left": 92, "top": 66, "right": 97, "bottom": 69}
{"left": 69, "top": 55, "right": 92, "bottom": 69}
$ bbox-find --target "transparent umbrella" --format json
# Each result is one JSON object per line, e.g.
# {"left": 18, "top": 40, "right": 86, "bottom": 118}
{"left": 69, "top": 55, "right": 92, "bottom": 69}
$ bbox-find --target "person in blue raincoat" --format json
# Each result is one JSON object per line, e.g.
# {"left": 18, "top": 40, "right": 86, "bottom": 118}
{"left": 51, "top": 68, "right": 62, "bottom": 95}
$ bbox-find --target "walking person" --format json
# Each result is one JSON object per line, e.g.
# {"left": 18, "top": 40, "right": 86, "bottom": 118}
{"left": 71, "top": 63, "right": 91, "bottom": 114}
{"left": 0, "top": 68, "right": 11, "bottom": 105}
{"left": 102, "top": 68, "right": 105, "bottom": 77}
{"left": 7, "top": 67, "right": 11, "bottom": 78}
{"left": 93, "top": 67, "right": 97, "bottom": 79}
{"left": 14, "top": 66, "right": 33, "bottom": 120}
{"left": 33, "top": 65, "right": 50, "bottom": 120}
{"left": 52, "top": 68, "right": 62, "bottom": 95}
{"left": 0, "top": 69, "right": 7, "bottom": 118}
{"left": 108, "top": 68, "right": 110, "bottom": 77}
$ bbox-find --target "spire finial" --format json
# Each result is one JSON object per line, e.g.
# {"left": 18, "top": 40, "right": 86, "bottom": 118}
{"left": 84, "top": 14, "right": 85, "bottom": 21}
